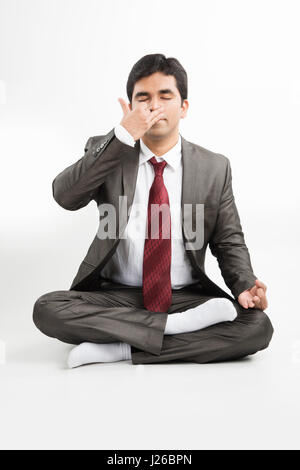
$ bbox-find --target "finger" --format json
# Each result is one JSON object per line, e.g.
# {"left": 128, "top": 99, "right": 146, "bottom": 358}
{"left": 148, "top": 105, "right": 164, "bottom": 114}
{"left": 253, "top": 298, "right": 262, "bottom": 308}
{"left": 237, "top": 295, "right": 248, "bottom": 308}
{"left": 257, "top": 289, "right": 264, "bottom": 302}
{"left": 245, "top": 292, "right": 257, "bottom": 308}
{"left": 257, "top": 290, "right": 267, "bottom": 310}
{"left": 260, "top": 293, "right": 268, "bottom": 310}
{"left": 149, "top": 110, "right": 165, "bottom": 125}
{"left": 142, "top": 105, "right": 163, "bottom": 119}
{"left": 136, "top": 100, "right": 160, "bottom": 114}
{"left": 257, "top": 287, "right": 265, "bottom": 298}
{"left": 249, "top": 286, "right": 258, "bottom": 296}
{"left": 118, "top": 98, "right": 130, "bottom": 115}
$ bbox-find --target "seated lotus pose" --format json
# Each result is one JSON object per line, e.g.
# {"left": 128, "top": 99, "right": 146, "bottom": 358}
{"left": 32, "top": 53, "right": 273, "bottom": 368}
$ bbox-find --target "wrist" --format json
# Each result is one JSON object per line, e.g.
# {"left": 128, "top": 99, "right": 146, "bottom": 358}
{"left": 114, "top": 123, "right": 136, "bottom": 147}
{"left": 119, "top": 123, "right": 136, "bottom": 141}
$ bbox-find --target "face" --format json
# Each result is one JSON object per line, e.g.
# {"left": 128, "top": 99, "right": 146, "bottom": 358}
{"left": 129, "top": 71, "right": 188, "bottom": 140}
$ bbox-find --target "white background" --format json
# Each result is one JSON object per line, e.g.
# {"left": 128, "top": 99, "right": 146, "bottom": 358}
{"left": 0, "top": 0, "right": 299, "bottom": 450}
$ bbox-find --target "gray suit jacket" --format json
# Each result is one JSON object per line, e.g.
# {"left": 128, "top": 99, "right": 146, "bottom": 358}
{"left": 52, "top": 128, "right": 257, "bottom": 300}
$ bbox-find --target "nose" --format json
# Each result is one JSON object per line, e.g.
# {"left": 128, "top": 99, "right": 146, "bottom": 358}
{"left": 150, "top": 99, "right": 161, "bottom": 112}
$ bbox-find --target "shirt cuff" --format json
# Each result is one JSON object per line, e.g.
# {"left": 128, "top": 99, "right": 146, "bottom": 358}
{"left": 114, "top": 124, "right": 135, "bottom": 147}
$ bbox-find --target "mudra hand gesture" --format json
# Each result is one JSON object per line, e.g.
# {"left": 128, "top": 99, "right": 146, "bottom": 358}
{"left": 238, "top": 279, "right": 268, "bottom": 310}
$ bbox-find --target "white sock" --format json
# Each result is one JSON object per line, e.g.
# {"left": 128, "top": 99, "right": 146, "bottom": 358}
{"left": 67, "top": 341, "right": 132, "bottom": 369}
{"left": 164, "top": 298, "right": 237, "bottom": 335}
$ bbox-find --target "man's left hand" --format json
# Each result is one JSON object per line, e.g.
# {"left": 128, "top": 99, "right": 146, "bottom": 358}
{"left": 238, "top": 279, "right": 268, "bottom": 310}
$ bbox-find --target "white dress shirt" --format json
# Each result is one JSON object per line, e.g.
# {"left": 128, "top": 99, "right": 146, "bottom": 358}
{"left": 99, "top": 124, "right": 200, "bottom": 289}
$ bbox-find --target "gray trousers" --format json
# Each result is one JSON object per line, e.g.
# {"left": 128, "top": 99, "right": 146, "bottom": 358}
{"left": 32, "top": 280, "right": 274, "bottom": 364}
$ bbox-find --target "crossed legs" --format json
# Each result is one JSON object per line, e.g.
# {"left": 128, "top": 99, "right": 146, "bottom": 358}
{"left": 32, "top": 281, "right": 274, "bottom": 365}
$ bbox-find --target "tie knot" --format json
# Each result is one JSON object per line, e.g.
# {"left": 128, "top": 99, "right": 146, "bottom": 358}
{"left": 149, "top": 156, "right": 167, "bottom": 176}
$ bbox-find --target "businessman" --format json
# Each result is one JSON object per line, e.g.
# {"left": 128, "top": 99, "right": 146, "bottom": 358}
{"left": 32, "top": 53, "right": 274, "bottom": 368}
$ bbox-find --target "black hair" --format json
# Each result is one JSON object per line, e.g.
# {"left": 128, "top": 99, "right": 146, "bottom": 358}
{"left": 126, "top": 53, "right": 188, "bottom": 106}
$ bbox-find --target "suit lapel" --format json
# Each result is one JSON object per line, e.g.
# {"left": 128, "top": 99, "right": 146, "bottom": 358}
{"left": 181, "top": 134, "right": 197, "bottom": 241}
{"left": 180, "top": 136, "right": 234, "bottom": 299}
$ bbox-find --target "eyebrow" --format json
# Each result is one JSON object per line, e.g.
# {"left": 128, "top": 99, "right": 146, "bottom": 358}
{"left": 134, "top": 89, "right": 175, "bottom": 99}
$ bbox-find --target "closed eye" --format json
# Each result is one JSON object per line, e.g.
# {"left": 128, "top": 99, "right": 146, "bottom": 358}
{"left": 138, "top": 98, "right": 172, "bottom": 102}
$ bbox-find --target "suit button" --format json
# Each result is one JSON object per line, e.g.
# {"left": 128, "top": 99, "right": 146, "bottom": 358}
{"left": 96, "top": 147, "right": 100, "bottom": 152}
{"left": 100, "top": 144, "right": 104, "bottom": 148}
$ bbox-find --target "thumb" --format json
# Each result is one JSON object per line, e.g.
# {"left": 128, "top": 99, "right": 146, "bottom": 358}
{"left": 118, "top": 97, "right": 130, "bottom": 115}
{"left": 249, "top": 285, "right": 258, "bottom": 295}
{"left": 255, "top": 279, "right": 267, "bottom": 291}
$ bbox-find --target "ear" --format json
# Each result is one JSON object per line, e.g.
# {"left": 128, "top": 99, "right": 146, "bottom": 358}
{"left": 180, "top": 99, "right": 189, "bottom": 119}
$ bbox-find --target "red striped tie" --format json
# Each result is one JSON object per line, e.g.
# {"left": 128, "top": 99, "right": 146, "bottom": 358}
{"left": 142, "top": 156, "right": 172, "bottom": 312}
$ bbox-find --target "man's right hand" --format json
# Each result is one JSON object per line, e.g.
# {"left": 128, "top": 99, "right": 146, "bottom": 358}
{"left": 118, "top": 98, "right": 165, "bottom": 142}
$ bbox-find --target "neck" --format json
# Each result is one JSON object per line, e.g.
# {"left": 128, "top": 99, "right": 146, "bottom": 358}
{"left": 141, "top": 130, "right": 180, "bottom": 157}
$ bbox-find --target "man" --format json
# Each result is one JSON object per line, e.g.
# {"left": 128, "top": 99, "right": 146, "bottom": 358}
{"left": 32, "top": 53, "right": 274, "bottom": 368}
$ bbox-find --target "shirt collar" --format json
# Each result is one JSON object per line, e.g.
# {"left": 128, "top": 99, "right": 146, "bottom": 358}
{"left": 139, "top": 134, "right": 182, "bottom": 171}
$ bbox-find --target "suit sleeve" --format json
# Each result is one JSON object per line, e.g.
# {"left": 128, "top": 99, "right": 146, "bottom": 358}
{"left": 208, "top": 157, "right": 258, "bottom": 299}
{"left": 52, "top": 127, "right": 136, "bottom": 211}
